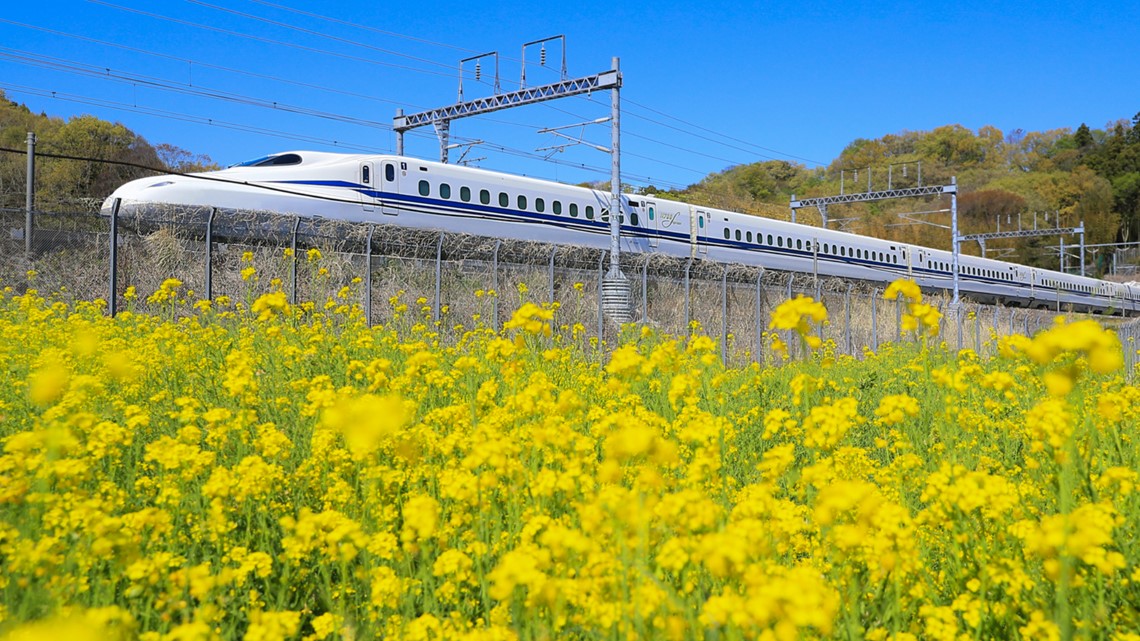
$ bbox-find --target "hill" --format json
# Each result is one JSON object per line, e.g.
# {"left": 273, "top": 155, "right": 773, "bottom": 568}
{"left": 645, "top": 117, "right": 1140, "bottom": 272}
{"left": 0, "top": 90, "right": 217, "bottom": 212}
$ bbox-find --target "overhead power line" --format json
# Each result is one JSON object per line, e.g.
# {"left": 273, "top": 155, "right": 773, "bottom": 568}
{"left": 242, "top": 0, "right": 479, "bottom": 53}
{"left": 88, "top": 0, "right": 459, "bottom": 79}
{"left": 7, "top": 1, "right": 813, "bottom": 191}
{"left": 624, "top": 96, "right": 826, "bottom": 166}
{"left": 184, "top": 0, "right": 458, "bottom": 72}
{"left": 187, "top": 0, "right": 818, "bottom": 168}
{"left": 0, "top": 48, "right": 392, "bottom": 131}
{"left": 0, "top": 18, "right": 412, "bottom": 109}
{"left": 0, "top": 83, "right": 395, "bottom": 152}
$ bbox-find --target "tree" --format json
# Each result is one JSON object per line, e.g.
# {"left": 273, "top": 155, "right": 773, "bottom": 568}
{"left": 155, "top": 143, "right": 219, "bottom": 173}
{"left": 38, "top": 115, "right": 161, "bottom": 210}
{"left": 1074, "top": 123, "right": 1093, "bottom": 149}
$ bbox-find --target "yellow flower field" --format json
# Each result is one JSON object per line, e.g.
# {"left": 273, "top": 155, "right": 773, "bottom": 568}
{"left": 1, "top": 274, "right": 1139, "bottom": 641}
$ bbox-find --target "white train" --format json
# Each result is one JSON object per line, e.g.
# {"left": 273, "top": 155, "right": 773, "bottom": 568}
{"left": 102, "top": 150, "right": 1140, "bottom": 316}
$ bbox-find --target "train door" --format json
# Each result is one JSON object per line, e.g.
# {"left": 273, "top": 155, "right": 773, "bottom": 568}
{"left": 695, "top": 208, "right": 709, "bottom": 255}
{"left": 644, "top": 199, "right": 659, "bottom": 248}
{"left": 902, "top": 246, "right": 913, "bottom": 277}
{"left": 380, "top": 161, "right": 399, "bottom": 216}
{"left": 360, "top": 161, "right": 377, "bottom": 212}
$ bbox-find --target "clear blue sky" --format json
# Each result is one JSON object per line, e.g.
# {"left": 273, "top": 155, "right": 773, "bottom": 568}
{"left": 1, "top": 0, "right": 1137, "bottom": 191}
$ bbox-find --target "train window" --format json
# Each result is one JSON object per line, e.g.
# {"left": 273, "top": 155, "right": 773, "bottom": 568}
{"left": 747, "top": 231, "right": 753, "bottom": 243}
{"left": 480, "top": 189, "right": 490, "bottom": 205}
{"left": 235, "top": 153, "right": 302, "bottom": 167}
{"left": 823, "top": 243, "right": 829, "bottom": 254}
{"left": 648, "top": 206, "right": 655, "bottom": 221}
{"left": 631, "top": 212, "right": 639, "bottom": 226}
{"left": 777, "top": 236, "right": 784, "bottom": 247}
{"left": 362, "top": 165, "right": 370, "bottom": 184}
{"left": 440, "top": 183, "right": 451, "bottom": 199}
{"left": 586, "top": 206, "right": 595, "bottom": 220}
{"left": 840, "top": 246, "right": 846, "bottom": 256}
{"left": 724, "top": 229, "right": 730, "bottom": 240}
{"left": 699, "top": 216, "right": 705, "bottom": 228}
{"left": 499, "top": 193, "right": 509, "bottom": 207}
{"left": 518, "top": 195, "right": 527, "bottom": 210}
{"left": 796, "top": 239, "right": 802, "bottom": 250}
{"left": 767, "top": 234, "right": 773, "bottom": 245}
{"left": 570, "top": 203, "right": 579, "bottom": 217}
{"left": 553, "top": 201, "right": 562, "bottom": 215}
{"left": 418, "top": 180, "right": 430, "bottom": 196}
{"left": 535, "top": 198, "right": 545, "bottom": 213}
{"left": 384, "top": 164, "right": 395, "bottom": 182}
{"left": 460, "top": 186, "right": 471, "bottom": 202}
{"left": 735, "top": 229, "right": 742, "bottom": 241}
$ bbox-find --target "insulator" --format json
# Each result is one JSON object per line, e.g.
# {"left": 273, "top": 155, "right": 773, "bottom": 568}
{"left": 540, "top": 46, "right": 547, "bottom": 66}
{"left": 854, "top": 170, "right": 858, "bottom": 181}
{"left": 475, "top": 62, "right": 481, "bottom": 81}
{"left": 903, "top": 164, "right": 907, "bottom": 177}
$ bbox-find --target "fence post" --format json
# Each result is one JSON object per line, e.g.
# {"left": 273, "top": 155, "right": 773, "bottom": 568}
{"left": 844, "top": 284, "right": 852, "bottom": 356}
{"left": 492, "top": 239, "right": 501, "bottom": 330}
{"left": 25, "top": 132, "right": 35, "bottom": 259}
{"left": 433, "top": 232, "right": 443, "bottom": 323}
{"left": 597, "top": 251, "right": 605, "bottom": 351}
{"left": 204, "top": 208, "right": 217, "bottom": 301}
{"left": 548, "top": 247, "right": 557, "bottom": 335}
{"left": 871, "top": 290, "right": 878, "bottom": 352}
{"left": 721, "top": 265, "right": 729, "bottom": 366}
{"left": 641, "top": 259, "right": 649, "bottom": 323}
{"left": 896, "top": 296, "right": 902, "bottom": 341}
{"left": 364, "top": 224, "right": 375, "bottom": 327}
{"left": 956, "top": 307, "right": 963, "bottom": 351}
{"left": 108, "top": 198, "right": 120, "bottom": 316}
{"left": 290, "top": 217, "right": 300, "bottom": 305}
{"left": 974, "top": 307, "right": 981, "bottom": 354}
{"left": 755, "top": 268, "right": 764, "bottom": 364}
{"left": 684, "top": 259, "right": 693, "bottom": 333}
{"left": 548, "top": 248, "right": 556, "bottom": 307}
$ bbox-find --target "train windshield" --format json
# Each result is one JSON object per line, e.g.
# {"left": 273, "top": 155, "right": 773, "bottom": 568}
{"left": 230, "top": 153, "right": 303, "bottom": 168}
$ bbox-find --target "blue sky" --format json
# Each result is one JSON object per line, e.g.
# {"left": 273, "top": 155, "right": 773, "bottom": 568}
{"left": 1, "top": 0, "right": 1137, "bottom": 191}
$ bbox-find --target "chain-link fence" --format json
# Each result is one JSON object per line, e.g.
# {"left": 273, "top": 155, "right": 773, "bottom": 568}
{"left": 6, "top": 201, "right": 1138, "bottom": 375}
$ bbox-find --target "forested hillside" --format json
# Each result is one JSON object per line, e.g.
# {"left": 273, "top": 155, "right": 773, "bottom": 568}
{"left": 4, "top": 88, "right": 1138, "bottom": 272}
{"left": 0, "top": 90, "right": 216, "bottom": 212}
{"left": 645, "top": 115, "right": 1140, "bottom": 271}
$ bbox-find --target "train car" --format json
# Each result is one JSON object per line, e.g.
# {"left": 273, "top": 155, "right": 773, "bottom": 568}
{"left": 102, "top": 150, "right": 1140, "bottom": 316}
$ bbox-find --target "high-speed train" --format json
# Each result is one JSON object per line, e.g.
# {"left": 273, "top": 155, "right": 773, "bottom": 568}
{"left": 102, "top": 150, "right": 1140, "bottom": 316}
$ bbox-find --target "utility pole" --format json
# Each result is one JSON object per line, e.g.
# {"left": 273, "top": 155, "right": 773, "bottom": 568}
{"left": 393, "top": 41, "right": 631, "bottom": 322}
{"left": 605, "top": 57, "right": 627, "bottom": 312}
{"left": 25, "top": 132, "right": 35, "bottom": 258}
{"left": 950, "top": 177, "right": 959, "bottom": 305}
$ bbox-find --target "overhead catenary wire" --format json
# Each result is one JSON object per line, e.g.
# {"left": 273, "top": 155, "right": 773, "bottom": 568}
{"left": 3, "top": 10, "right": 725, "bottom": 182}
{"left": 0, "top": 81, "right": 693, "bottom": 191}
{"left": 82, "top": 2, "right": 806, "bottom": 175}
{"left": 5, "top": 2, "right": 811, "bottom": 193}
{"left": 0, "top": 83, "right": 397, "bottom": 153}
{"left": 87, "top": 0, "right": 460, "bottom": 80}
{"left": 0, "top": 48, "right": 394, "bottom": 131}
{"left": 179, "top": 0, "right": 819, "bottom": 169}
{"left": 184, "top": 0, "right": 459, "bottom": 72}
